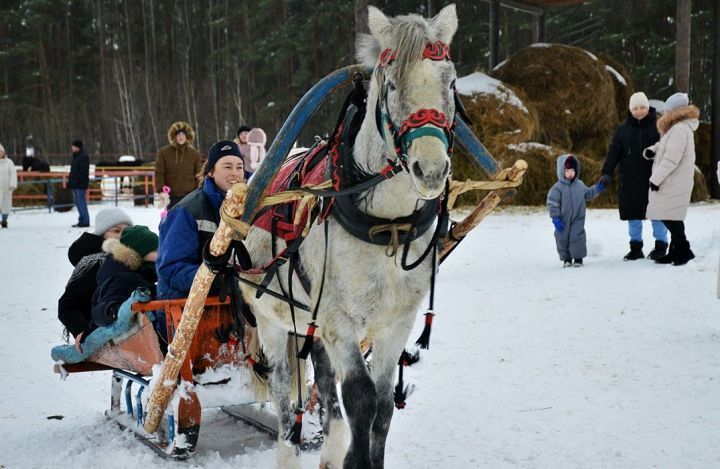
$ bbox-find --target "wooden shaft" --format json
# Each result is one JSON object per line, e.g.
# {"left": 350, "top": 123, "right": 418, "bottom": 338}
{"left": 440, "top": 160, "right": 527, "bottom": 262}
{"left": 144, "top": 183, "right": 248, "bottom": 433}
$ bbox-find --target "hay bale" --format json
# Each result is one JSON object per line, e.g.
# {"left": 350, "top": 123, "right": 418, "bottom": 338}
{"left": 452, "top": 142, "right": 617, "bottom": 208}
{"left": 492, "top": 44, "right": 618, "bottom": 159}
{"left": 13, "top": 182, "right": 46, "bottom": 208}
{"left": 694, "top": 122, "right": 713, "bottom": 190}
{"left": 456, "top": 72, "right": 539, "bottom": 155}
{"left": 691, "top": 167, "right": 709, "bottom": 202}
{"left": 597, "top": 53, "right": 634, "bottom": 123}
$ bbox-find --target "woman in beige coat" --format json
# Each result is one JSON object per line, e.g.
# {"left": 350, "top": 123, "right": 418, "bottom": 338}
{"left": 643, "top": 93, "right": 699, "bottom": 266}
{"left": 0, "top": 143, "right": 18, "bottom": 228}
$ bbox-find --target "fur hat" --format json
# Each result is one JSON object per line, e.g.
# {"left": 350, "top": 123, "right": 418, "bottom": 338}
{"left": 665, "top": 92, "right": 689, "bottom": 112}
{"left": 94, "top": 208, "right": 133, "bottom": 236}
{"left": 119, "top": 225, "right": 158, "bottom": 259}
{"left": 167, "top": 121, "right": 195, "bottom": 146}
{"left": 628, "top": 92, "right": 649, "bottom": 110}
{"left": 205, "top": 140, "right": 243, "bottom": 175}
{"left": 237, "top": 125, "right": 252, "bottom": 137}
{"left": 72, "top": 139, "right": 84, "bottom": 150}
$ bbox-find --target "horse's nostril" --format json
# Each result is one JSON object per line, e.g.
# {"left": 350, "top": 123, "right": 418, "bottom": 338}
{"left": 411, "top": 161, "right": 424, "bottom": 178}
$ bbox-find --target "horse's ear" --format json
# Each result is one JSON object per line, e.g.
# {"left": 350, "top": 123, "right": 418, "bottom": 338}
{"left": 367, "top": 6, "right": 391, "bottom": 43}
{"left": 356, "top": 33, "right": 381, "bottom": 67}
{"left": 430, "top": 4, "right": 458, "bottom": 44}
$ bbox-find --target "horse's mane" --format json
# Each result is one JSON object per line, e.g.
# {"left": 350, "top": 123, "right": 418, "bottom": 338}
{"left": 356, "top": 14, "right": 435, "bottom": 87}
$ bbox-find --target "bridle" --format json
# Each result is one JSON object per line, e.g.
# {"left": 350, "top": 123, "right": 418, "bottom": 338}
{"left": 375, "top": 40, "right": 456, "bottom": 172}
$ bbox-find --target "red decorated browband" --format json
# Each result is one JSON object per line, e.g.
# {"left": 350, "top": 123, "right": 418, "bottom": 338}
{"left": 379, "top": 40, "right": 450, "bottom": 67}
{"left": 399, "top": 109, "right": 451, "bottom": 136}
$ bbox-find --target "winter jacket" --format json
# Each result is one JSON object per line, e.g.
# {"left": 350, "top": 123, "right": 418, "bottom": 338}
{"left": 156, "top": 177, "right": 224, "bottom": 300}
{"left": 68, "top": 150, "right": 90, "bottom": 190}
{"left": 246, "top": 128, "right": 267, "bottom": 173}
{"left": 0, "top": 156, "right": 17, "bottom": 213}
{"left": 87, "top": 239, "right": 157, "bottom": 334}
{"left": 58, "top": 233, "right": 108, "bottom": 338}
{"left": 547, "top": 154, "right": 603, "bottom": 260}
{"left": 644, "top": 105, "right": 699, "bottom": 221}
{"left": 602, "top": 109, "right": 660, "bottom": 220}
{"left": 154, "top": 122, "right": 204, "bottom": 197}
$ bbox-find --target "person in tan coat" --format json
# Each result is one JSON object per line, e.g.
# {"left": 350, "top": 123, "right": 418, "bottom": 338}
{"left": 155, "top": 121, "right": 204, "bottom": 209}
{"left": 643, "top": 93, "right": 699, "bottom": 266}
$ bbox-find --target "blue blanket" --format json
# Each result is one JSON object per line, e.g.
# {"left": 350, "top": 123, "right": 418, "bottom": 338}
{"left": 51, "top": 288, "right": 152, "bottom": 363}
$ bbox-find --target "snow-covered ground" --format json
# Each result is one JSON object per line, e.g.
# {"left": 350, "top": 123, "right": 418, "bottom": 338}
{"left": 1, "top": 201, "right": 719, "bottom": 468}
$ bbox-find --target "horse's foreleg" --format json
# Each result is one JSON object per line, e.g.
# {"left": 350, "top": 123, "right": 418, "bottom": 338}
{"left": 257, "top": 320, "right": 301, "bottom": 469}
{"left": 368, "top": 328, "right": 412, "bottom": 469}
{"left": 325, "top": 336, "right": 376, "bottom": 469}
{"left": 311, "top": 340, "right": 349, "bottom": 468}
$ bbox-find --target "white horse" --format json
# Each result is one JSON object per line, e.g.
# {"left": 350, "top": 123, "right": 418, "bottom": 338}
{"left": 240, "top": 5, "right": 458, "bottom": 468}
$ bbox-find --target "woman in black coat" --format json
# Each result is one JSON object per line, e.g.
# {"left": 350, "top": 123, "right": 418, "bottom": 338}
{"left": 602, "top": 92, "right": 668, "bottom": 261}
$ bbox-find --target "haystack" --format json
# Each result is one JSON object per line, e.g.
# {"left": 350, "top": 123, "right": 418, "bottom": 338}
{"left": 692, "top": 167, "right": 709, "bottom": 202}
{"left": 493, "top": 44, "right": 618, "bottom": 159}
{"left": 597, "top": 53, "right": 634, "bottom": 123}
{"left": 451, "top": 142, "right": 616, "bottom": 208}
{"left": 456, "top": 72, "right": 539, "bottom": 155}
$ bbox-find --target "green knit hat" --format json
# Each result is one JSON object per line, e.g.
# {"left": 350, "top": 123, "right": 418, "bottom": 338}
{"left": 120, "top": 225, "right": 158, "bottom": 258}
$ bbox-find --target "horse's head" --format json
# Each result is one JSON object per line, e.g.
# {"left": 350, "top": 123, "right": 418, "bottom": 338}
{"left": 358, "top": 5, "right": 458, "bottom": 200}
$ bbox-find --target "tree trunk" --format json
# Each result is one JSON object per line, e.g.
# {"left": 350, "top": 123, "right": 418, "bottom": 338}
{"left": 675, "top": 0, "right": 692, "bottom": 93}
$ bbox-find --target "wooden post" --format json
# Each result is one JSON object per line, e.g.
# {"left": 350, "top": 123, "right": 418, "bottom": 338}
{"left": 143, "top": 182, "right": 249, "bottom": 433}
{"left": 674, "top": 0, "right": 692, "bottom": 93}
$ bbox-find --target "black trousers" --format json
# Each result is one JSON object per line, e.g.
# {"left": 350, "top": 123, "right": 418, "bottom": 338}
{"left": 661, "top": 220, "right": 687, "bottom": 246}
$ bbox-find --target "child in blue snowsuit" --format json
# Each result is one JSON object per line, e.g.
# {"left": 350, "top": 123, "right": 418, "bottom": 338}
{"left": 547, "top": 154, "right": 608, "bottom": 267}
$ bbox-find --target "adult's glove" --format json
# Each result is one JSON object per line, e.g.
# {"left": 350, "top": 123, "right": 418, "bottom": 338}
{"left": 552, "top": 216, "right": 565, "bottom": 232}
{"left": 649, "top": 182, "right": 660, "bottom": 192}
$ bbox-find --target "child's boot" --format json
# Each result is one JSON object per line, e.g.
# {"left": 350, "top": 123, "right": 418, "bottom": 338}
{"left": 623, "top": 241, "right": 644, "bottom": 261}
{"left": 655, "top": 241, "right": 676, "bottom": 264}
{"left": 563, "top": 259, "right": 572, "bottom": 268}
{"left": 671, "top": 241, "right": 695, "bottom": 266}
{"left": 572, "top": 258, "right": 583, "bottom": 267}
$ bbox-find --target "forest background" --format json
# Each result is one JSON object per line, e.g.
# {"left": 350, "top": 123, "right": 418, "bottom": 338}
{"left": 0, "top": 0, "right": 714, "bottom": 163}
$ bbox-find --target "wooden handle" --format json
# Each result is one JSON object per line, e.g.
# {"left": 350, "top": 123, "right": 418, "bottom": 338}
{"left": 144, "top": 183, "right": 248, "bottom": 433}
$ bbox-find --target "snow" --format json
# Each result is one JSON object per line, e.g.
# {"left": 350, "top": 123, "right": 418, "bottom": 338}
{"left": 507, "top": 142, "right": 553, "bottom": 153}
{"left": 456, "top": 72, "right": 529, "bottom": 113}
{"left": 2, "top": 201, "right": 720, "bottom": 468}
{"left": 605, "top": 65, "right": 627, "bottom": 86}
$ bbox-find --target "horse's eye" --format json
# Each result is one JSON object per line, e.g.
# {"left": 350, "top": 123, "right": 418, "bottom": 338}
{"left": 387, "top": 81, "right": 397, "bottom": 91}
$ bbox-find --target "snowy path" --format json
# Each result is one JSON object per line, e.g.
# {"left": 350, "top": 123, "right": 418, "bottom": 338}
{"left": 1, "top": 203, "right": 718, "bottom": 468}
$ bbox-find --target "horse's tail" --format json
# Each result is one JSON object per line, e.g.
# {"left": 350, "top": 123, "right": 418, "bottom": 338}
{"left": 246, "top": 330, "right": 308, "bottom": 406}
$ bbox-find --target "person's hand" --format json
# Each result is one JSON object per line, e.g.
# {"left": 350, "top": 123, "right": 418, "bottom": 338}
{"left": 643, "top": 148, "right": 656, "bottom": 159}
{"left": 552, "top": 216, "right": 565, "bottom": 232}
{"left": 74, "top": 332, "right": 84, "bottom": 353}
{"left": 597, "top": 175, "right": 610, "bottom": 192}
{"left": 650, "top": 182, "right": 660, "bottom": 192}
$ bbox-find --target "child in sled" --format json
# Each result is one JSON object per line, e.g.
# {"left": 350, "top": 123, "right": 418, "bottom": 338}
{"left": 547, "top": 154, "right": 608, "bottom": 267}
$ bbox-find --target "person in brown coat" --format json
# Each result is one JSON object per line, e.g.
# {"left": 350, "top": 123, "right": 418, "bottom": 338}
{"left": 155, "top": 121, "right": 204, "bottom": 209}
{"left": 643, "top": 93, "right": 699, "bottom": 266}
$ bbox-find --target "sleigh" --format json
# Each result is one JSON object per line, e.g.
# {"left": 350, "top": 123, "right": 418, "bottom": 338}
{"left": 53, "top": 296, "right": 286, "bottom": 459}
{"left": 53, "top": 63, "right": 526, "bottom": 461}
